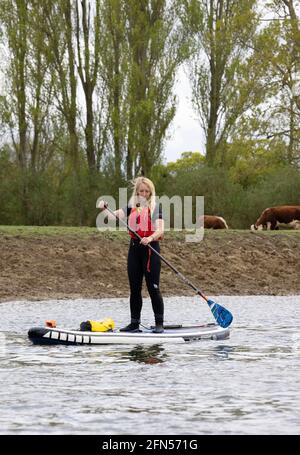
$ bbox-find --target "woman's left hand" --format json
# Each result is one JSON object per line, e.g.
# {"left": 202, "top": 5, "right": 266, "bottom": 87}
{"left": 140, "top": 236, "right": 153, "bottom": 245}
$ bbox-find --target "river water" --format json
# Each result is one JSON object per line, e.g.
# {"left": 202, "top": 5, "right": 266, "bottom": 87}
{"left": 0, "top": 296, "right": 299, "bottom": 435}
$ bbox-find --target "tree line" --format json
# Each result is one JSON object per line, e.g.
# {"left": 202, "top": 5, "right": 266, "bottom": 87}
{"left": 0, "top": 0, "right": 299, "bottom": 227}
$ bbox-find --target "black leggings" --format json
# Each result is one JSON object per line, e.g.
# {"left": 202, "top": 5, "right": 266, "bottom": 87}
{"left": 127, "top": 239, "right": 164, "bottom": 324}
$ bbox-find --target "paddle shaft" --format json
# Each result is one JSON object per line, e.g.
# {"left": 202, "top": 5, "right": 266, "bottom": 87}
{"left": 104, "top": 205, "right": 208, "bottom": 301}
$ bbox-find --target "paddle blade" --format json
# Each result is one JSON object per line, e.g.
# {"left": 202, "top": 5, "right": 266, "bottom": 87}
{"left": 207, "top": 299, "right": 233, "bottom": 328}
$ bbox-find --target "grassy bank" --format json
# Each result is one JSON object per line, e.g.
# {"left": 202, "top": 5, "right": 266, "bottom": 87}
{"left": 0, "top": 224, "right": 299, "bottom": 237}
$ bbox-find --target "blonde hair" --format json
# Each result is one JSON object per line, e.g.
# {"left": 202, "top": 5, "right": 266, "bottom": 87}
{"left": 129, "top": 177, "right": 156, "bottom": 215}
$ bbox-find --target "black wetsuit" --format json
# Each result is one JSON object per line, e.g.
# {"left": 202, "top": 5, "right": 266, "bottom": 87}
{"left": 123, "top": 205, "right": 164, "bottom": 325}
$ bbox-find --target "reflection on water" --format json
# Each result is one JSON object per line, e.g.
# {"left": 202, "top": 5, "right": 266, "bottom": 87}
{"left": 0, "top": 295, "right": 300, "bottom": 435}
{"left": 125, "top": 345, "right": 167, "bottom": 364}
{"left": 212, "top": 345, "right": 234, "bottom": 360}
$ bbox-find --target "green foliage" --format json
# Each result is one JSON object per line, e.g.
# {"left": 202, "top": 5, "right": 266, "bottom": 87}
{"left": 225, "top": 140, "right": 288, "bottom": 187}
{"left": 1, "top": 142, "right": 299, "bottom": 229}
{"left": 0, "top": 148, "right": 108, "bottom": 226}
{"left": 152, "top": 153, "right": 300, "bottom": 229}
{"left": 166, "top": 151, "right": 205, "bottom": 172}
{"left": 0, "top": 148, "right": 23, "bottom": 224}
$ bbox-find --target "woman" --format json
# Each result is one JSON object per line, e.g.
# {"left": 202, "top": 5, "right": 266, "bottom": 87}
{"left": 98, "top": 177, "right": 164, "bottom": 333}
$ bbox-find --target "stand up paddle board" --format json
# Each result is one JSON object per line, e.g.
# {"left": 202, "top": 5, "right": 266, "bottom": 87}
{"left": 28, "top": 323, "right": 230, "bottom": 345}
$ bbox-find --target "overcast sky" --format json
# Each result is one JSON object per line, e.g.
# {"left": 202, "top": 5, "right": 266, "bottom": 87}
{"left": 162, "top": 67, "right": 206, "bottom": 164}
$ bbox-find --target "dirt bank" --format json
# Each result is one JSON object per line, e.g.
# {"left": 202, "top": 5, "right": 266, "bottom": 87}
{"left": 0, "top": 228, "right": 299, "bottom": 302}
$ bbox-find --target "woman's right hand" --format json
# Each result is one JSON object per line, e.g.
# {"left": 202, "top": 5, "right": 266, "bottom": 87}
{"left": 97, "top": 200, "right": 108, "bottom": 211}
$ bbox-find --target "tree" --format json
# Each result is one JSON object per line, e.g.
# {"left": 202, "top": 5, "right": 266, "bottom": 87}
{"left": 75, "top": 0, "right": 101, "bottom": 171}
{"left": 272, "top": 0, "right": 300, "bottom": 164}
{"left": 1, "top": 0, "right": 28, "bottom": 171}
{"left": 231, "top": 1, "right": 300, "bottom": 167}
{"left": 188, "top": 0, "right": 260, "bottom": 166}
{"left": 0, "top": 0, "right": 62, "bottom": 223}
{"left": 125, "top": 0, "right": 191, "bottom": 178}
{"left": 99, "top": 0, "right": 192, "bottom": 181}
{"left": 40, "top": 0, "right": 80, "bottom": 172}
{"left": 99, "top": 0, "right": 128, "bottom": 184}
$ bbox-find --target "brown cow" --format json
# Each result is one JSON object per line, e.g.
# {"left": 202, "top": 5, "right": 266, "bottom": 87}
{"left": 199, "top": 215, "right": 229, "bottom": 229}
{"left": 251, "top": 205, "right": 300, "bottom": 230}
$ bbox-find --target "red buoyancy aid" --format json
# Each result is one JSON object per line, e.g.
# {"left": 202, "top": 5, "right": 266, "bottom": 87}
{"left": 128, "top": 206, "right": 155, "bottom": 239}
{"left": 128, "top": 206, "right": 161, "bottom": 272}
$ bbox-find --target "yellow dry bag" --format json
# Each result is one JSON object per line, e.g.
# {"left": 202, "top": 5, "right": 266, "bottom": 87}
{"left": 80, "top": 318, "right": 115, "bottom": 332}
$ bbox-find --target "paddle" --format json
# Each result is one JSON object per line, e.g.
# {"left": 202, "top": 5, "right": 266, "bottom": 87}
{"left": 102, "top": 204, "right": 233, "bottom": 328}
